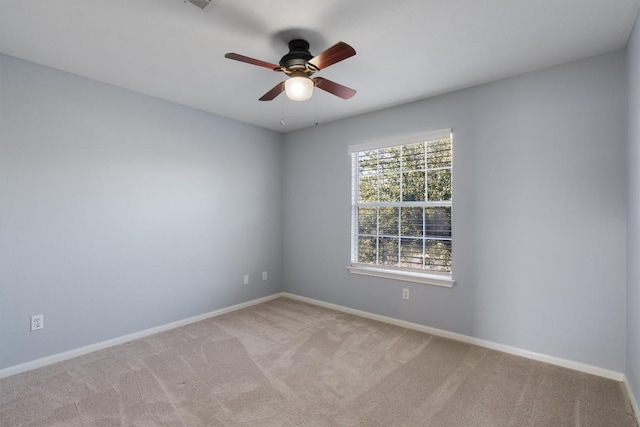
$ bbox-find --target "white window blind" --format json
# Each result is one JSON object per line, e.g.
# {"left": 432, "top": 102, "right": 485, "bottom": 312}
{"left": 349, "top": 130, "right": 453, "bottom": 285}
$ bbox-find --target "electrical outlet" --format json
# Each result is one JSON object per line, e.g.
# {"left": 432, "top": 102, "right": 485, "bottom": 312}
{"left": 402, "top": 288, "right": 409, "bottom": 300}
{"left": 31, "top": 314, "right": 44, "bottom": 331}
{"left": 243, "top": 274, "right": 249, "bottom": 284}
{"left": 262, "top": 271, "right": 268, "bottom": 280}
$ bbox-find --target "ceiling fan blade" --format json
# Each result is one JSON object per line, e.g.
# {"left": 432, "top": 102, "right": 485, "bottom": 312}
{"left": 224, "top": 53, "right": 280, "bottom": 71}
{"left": 259, "top": 82, "right": 285, "bottom": 101}
{"left": 307, "top": 42, "right": 356, "bottom": 70}
{"left": 314, "top": 77, "right": 356, "bottom": 100}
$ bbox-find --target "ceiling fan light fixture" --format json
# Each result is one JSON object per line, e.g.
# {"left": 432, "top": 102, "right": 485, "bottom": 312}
{"left": 285, "top": 76, "right": 314, "bottom": 101}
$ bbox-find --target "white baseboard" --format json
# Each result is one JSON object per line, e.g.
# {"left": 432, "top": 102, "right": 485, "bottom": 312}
{"left": 2, "top": 290, "right": 636, "bottom": 421}
{"left": 624, "top": 376, "right": 640, "bottom": 425}
{"left": 2, "top": 291, "right": 637, "bottom": 421}
{"left": 282, "top": 293, "right": 625, "bottom": 382}
{"left": 0, "top": 293, "right": 285, "bottom": 379}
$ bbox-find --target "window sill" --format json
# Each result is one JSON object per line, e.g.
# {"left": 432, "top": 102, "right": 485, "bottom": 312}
{"left": 347, "top": 265, "right": 455, "bottom": 288}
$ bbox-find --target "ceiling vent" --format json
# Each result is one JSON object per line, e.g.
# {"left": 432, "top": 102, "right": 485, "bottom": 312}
{"left": 186, "top": 0, "right": 211, "bottom": 10}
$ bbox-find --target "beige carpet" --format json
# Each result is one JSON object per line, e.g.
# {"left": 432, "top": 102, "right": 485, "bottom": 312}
{"left": 0, "top": 297, "right": 637, "bottom": 426}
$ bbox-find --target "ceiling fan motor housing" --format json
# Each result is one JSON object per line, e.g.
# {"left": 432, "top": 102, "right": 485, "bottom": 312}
{"left": 279, "top": 39, "right": 313, "bottom": 70}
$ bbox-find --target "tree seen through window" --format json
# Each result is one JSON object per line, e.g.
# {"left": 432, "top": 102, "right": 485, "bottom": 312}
{"left": 352, "top": 137, "right": 452, "bottom": 273}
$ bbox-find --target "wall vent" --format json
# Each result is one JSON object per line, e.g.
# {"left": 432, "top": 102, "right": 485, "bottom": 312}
{"left": 186, "top": 0, "right": 212, "bottom": 10}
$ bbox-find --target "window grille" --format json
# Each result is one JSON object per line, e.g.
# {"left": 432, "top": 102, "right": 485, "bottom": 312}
{"left": 350, "top": 130, "right": 452, "bottom": 278}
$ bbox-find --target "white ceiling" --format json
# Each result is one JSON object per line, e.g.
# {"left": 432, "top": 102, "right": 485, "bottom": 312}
{"left": 1, "top": 0, "right": 639, "bottom": 132}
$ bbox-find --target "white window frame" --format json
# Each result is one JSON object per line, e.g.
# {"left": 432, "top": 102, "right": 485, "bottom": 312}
{"left": 347, "top": 129, "right": 455, "bottom": 288}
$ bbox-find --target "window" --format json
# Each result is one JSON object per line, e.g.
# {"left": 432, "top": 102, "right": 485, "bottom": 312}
{"left": 348, "top": 129, "right": 454, "bottom": 287}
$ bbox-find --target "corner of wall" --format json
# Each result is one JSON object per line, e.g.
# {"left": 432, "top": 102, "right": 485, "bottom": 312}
{"left": 626, "top": 8, "right": 640, "bottom": 415}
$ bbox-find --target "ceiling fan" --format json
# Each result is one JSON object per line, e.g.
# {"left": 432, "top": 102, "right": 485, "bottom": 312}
{"left": 225, "top": 39, "right": 357, "bottom": 102}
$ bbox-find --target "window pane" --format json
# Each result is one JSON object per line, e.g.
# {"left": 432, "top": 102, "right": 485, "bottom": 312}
{"left": 359, "top": 150, "right": 378, "bottom": 174}
{"left": 358, "top": 174, "right": 378, "bottom": 203}
{"left": 427, "top": 169, "right": 451, "bottom": 201}
{"left": 378, "top": 146, "right": 401, "bottom": 173}
{"left": 378, "top": 237, "right": 399, "bottom": 266}
{"left": 378, "top": 207, "right": 399, "bottom": 236}
{"left": 425, "top": 206, "right": 451, "bottom": 238}
{"left": 379, "top": 173, "right": 400, "bottom": 202}
{"left": 401, "top": 207, "right": 423, "bottom": 236}
{"left": 402, "top": 143, "right": 425, "bottom": 171}
{"left": 358, "top": 236, "right": 377, "bottom": 264}
{"left": 425, "top": 239, "right": 452, "bottom": 272}
{"left": 352, "top": 136, "right": 452, "bottom": 275}
{"left": 400, "top": 238, "right": 423, "bottom": 269}
{"left": 427, "top": 139, "right": 452, "bottom": 169}
{"left": 358, "top": 207, "right": 377, "bottom": 235}
{"left": 402, "top": 171, "right": 426, "bottom": 201}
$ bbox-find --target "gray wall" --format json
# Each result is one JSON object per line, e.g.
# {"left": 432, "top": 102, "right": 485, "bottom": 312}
{"left": 628, "top": 13, "right": 640, "bottom": 404}
{"left": 0, "top": 55, "right": 283, "bottom": 369}
{"left": 283, "top": 50, "right": 628, "bottom": 372}
{"left": 0, "top": 44, "right": 633, "bottom": 381}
